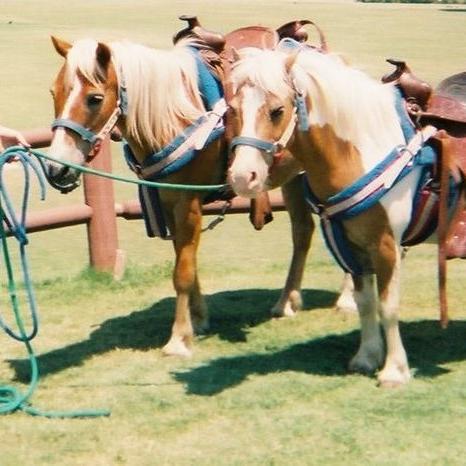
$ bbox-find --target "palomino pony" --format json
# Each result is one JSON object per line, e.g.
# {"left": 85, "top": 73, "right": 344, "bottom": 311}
{"left": 45, "top": 35, "right": 325, "bottom": 357}
{"left": 226, "top": 44, "right": 465, "bottom": 386}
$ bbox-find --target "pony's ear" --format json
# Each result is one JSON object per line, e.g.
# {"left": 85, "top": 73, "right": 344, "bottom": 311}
{"left": 51, "top": 36, "right": 71, "bottom": 57}
{"left": 284, "top": 50, "right": 299, "bottom": 74}
{"left": 96, "top": 42, "right": 112, "bottom": 71}
{"left": 229, "top": 47, "right": 241, "bottom": 63}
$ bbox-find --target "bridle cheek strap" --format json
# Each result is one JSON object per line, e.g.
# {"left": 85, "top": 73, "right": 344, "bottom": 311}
{"left": 88, "top": 106, "right": 123, "bottom": 158}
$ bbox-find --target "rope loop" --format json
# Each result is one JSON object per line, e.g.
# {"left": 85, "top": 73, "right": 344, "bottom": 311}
{"left": 0, "top": 143, "right": 231, "bottom": 418}
{"left": 0, "top": 147, "right": 110, "bottom": 418}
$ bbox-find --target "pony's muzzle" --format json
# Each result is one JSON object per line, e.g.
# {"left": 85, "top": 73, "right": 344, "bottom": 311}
{"left": 228, "top": 169, "right": 260, "bottom": 198}
{"left": 46, "top": 160, "right": 81, "bottom": 193}
{"left": 47, "top": 160, "right": 66, "bottom": 178}
{"left": 228, "top": 146, "right": 270, "bottom": 198}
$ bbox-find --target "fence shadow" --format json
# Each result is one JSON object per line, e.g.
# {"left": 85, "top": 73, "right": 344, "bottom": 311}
{"left": 8, "top": 287, "right": 337, "bottom": 382}
{"left": 172, "top": 319, "right": 466, "bottom": 395}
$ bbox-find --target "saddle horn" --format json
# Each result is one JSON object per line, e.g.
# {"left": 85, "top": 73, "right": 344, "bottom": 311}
{"left": 173, "top": 15, "right": 225, "bottom": 53}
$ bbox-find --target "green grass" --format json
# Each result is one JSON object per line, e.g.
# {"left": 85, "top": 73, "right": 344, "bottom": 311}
{"left": 1, "top": 1, "right": 465, "bottom": 465}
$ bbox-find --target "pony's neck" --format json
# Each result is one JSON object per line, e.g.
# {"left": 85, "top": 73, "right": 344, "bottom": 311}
{"left": 291, "top": 122, "right": 366, "bottom": 201}
{"left": 292, "top": 51, "right": 405, "bottom": 199}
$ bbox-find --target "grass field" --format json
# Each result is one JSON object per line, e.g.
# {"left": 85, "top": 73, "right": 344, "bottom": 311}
{"left": 0, "top": 1, "right": 465, "bottom": 465}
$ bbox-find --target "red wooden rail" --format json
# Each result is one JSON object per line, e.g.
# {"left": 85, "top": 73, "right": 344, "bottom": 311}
{"left": 6, "top": 129, "right": 285, "bottom": 277}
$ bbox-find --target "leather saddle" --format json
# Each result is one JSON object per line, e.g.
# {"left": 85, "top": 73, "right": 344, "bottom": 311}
{"left": 382, "top": 58, "right": 466, "bottom": 131}
{"left": 383, "top": 58, "right": 466, "bottom": 326}
{"left": 173, "top": 16, "right": 327, "bottom": 230}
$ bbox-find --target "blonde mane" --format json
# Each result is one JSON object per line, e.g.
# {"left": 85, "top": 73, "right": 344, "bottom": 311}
{"left": 231, "top": 47, "right": 404, "bottom": 160}
{"left": 66, "top": 38, "right": 205, "bottom": 149}
{"left": 231, "top": 48, "right": 294, "bottom": 99}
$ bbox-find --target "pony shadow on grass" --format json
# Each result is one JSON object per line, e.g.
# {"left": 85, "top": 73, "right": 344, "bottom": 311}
{"left": 172, "top": 319, "right": 466, "bottom": 396}
{"left": 8, "top": 287, "right": 337, "bottom": 383}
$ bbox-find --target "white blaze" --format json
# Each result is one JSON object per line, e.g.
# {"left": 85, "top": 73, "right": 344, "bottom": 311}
{"left": 49, "top": 76, "right": 86, "bottom": 165}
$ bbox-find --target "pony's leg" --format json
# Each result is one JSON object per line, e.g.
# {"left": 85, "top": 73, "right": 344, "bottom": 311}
{"left": 349, "top": 274, "right": 385, "bottom": 374}
{"left": 189, "top": 273, "right": 209, "bottom": 334}
{"left": 162, "top": 196, "right": 204, "bottom": 357}
{"left": 375, "top": 247, "right": 411, "bottom": 386}
{"left": 335, "top": 273, "right": 357, "bottom": 313}
{"left": 271, "top": 176, "right": 314, "bottom": 317}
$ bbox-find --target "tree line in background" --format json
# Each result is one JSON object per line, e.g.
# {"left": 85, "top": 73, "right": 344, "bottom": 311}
{"left": 357, "top": 0, "right": 466, "bottom": 4}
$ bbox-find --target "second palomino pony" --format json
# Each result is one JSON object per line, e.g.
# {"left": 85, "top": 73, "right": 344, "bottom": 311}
{"left": 227, "top": 43, "right": 465, "bottom": 386}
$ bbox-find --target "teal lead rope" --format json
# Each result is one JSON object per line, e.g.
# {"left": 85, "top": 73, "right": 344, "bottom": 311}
{"left": 0, "top": 144, "right": 229, "bottom": 418}
{"left": 14, "top": 146, "right": 227, "bottom": 192}
{"left": 0, "top": 148, "right": 110, "bottom": 418}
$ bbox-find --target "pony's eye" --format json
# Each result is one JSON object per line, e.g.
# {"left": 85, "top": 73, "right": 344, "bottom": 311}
{"left": 86, "top": 93, "right": 104, "bottom": 107}
{"left": 270, "top": 106, "right": 284, "bottom": 122}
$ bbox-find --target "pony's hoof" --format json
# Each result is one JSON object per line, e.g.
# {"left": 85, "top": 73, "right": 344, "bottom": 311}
{"left": 377, "top": 367, "right": 411, "bottom": 387}
{"left": 348, "top": 359, "right": 377, "bottom": 376}
{"left": 271, "top": 302, "right": 297, "bottom": 318}
{"left": 193, "top": 318, "right": 210, "bottom": 335}
{"left": 349, "top": 351, "right": 383, "bottom": 375}
{"left": 271, "top": 291, "right": 302, "bottom": 318}
{"left": 162, "top": 340, "right": 192, "bottom": 358}
{"left": 335, "top": 296, "right": 357, "bottom": 314}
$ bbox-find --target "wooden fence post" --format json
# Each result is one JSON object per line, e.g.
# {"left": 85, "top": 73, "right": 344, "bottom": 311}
{"left": 82, "top": 138, "right": 125, "bottom": 278}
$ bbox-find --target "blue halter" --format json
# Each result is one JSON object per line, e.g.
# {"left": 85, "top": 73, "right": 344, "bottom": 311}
{"left": 51, "top": 118, "right": 100, "bottom": 144}
{"left": 230, "top": 136, "right": 278, "bottom": 164}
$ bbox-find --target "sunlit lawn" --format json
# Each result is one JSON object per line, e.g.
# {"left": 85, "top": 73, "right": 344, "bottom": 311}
{"left": 0, "top": 1, "right": 465, "bottom": 465}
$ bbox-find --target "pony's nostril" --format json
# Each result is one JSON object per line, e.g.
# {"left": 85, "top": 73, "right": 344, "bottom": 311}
{"left": 47, "top": 163, "right": 69, "bottom": 180}
{"left": 250, "top": 172, "right": 257, "bottom": 183}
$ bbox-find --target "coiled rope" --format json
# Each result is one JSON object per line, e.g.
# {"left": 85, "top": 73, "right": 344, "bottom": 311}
{"left": 0, "top": 147, "right": 110, "bottom": 418}
{"left": 0, "top": 145, "right": 230, "bottom": 418}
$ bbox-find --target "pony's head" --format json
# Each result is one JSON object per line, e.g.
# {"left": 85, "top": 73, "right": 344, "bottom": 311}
{"left": 47, "top": 36, "right": 206, "bottom": 192}
{"left": 227, "top": 46, "right": 404, "bottom": 199}
{"left": 227, "top": 48, "right": 298, "bottom": 198}
{"left": 48, "top": 36, "right": 120, "bottom": 192}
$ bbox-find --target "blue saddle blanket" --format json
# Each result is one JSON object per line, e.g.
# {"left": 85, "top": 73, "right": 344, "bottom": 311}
{"left": 303, "top": 87, "right": 457, "bottom": 274}
{"left": 124, "top": 47, "right": 227, "bottom": 238}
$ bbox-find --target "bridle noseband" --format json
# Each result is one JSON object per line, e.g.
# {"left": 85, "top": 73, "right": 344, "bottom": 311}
{"left": 230, "top": 136, "right": 282, "bottom": 166}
